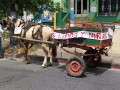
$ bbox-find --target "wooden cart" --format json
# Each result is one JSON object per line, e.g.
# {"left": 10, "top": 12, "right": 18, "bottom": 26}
{"left": 52, "top": 20, "right": 115, "bottom": 77}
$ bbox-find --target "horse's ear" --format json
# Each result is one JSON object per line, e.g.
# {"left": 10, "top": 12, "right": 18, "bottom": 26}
{"left": 7, "top": 16, "right": 13, "bottom": 21}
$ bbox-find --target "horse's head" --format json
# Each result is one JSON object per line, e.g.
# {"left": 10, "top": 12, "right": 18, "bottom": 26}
{"left": 4, "top": 16, "right": 14, "bottom": 31}
{"left": 23, "top": 20, "right": 36, "bottom": 30}
{"left": 13, "top": 18, "right": 25, "bottom": 27}
{"left": 4, "top": 16, "right": 25, "bottom": 31}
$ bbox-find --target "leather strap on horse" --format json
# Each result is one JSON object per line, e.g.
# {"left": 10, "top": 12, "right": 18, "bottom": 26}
{"left": 18, "top": 19, "right": 25, "bottom": 27}
{"left": 39, "top": 24, "right": 43, "bottom": 40}
{"left": 39, "top": 24, "right": 43, "bottom": 33}
{"left": 31, "top": 26, "right": 36, "bottom": 38}
{"left": 32, "top": 24, "right": 43, "bottom": 39}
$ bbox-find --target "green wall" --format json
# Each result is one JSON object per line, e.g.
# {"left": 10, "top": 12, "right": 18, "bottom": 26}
{"left": 52, "top": 0, "right": 99, "bottom": 14}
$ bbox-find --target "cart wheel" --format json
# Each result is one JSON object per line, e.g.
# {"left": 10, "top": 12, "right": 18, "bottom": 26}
{"left": 83, "top": 50, "right": 101, "bottom": 68}
{"left": 66, "top": 56, "right": 86, "bottom": 77}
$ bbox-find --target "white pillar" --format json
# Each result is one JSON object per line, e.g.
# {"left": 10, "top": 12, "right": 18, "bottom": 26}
{"left": 87, "top": 0, "right": 89, "bottom": 14}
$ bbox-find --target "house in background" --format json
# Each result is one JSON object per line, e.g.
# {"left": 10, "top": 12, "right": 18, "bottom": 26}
{"left": 52, "top": 0, "right": 120, "bottom": 25}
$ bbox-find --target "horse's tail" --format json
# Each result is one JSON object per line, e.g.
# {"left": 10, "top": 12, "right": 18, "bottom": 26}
{"left": 52, "top": 44, "right": 57, "bottom": 57}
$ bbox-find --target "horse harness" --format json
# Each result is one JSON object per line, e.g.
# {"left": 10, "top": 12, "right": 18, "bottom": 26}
{"left": 32, "top": 24, "right": 43, "bottom": 40}
{"left": 15, "top": 19, "right": 43, "bottom": 40}
{"left": 18, "top": 19, "right": 25, "bottom": 27}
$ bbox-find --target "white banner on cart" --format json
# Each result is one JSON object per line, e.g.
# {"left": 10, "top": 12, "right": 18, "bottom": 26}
{"left": 52, "top": 30, "right": 113, "bottom": 40}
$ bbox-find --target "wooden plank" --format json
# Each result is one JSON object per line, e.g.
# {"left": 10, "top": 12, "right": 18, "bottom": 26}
{"left": 13, "top": 36, "right": 54, "bottom": 44}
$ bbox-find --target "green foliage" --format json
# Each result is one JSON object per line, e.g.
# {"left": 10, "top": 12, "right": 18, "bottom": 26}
{"left": 3, "top": 31, "right": 10, "bottom": 39}
{"left": 48, "top": 1, "right": 56, "bottom": 12}
{"left": 0, "top": 0, "right": 51, "bottom": 16}
{"left": 54, "top": 2, "right": 63, "bottom": 12}
{"left": 49, "top": 2, "right": 63, "bottom": 12}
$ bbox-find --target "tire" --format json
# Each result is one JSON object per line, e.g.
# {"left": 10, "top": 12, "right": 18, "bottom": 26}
{"left": 66, "top": 56, "right": 86, "bottom": 77}
{"left": 83, "top": 49, "right": 101, "bottom": 68}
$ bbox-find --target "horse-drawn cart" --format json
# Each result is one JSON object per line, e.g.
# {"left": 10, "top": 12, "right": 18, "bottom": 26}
{"left": 8, "top": 17, "right": 114, "bottom": 77}
{"left": 52, "top": 20, "right": 115, "bottom": 77}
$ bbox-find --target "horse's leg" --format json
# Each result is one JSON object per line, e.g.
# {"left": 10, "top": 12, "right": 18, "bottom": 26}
{"left": 24, "top": 42, "right": 30, "bottom": 64}
{"left": 42, "top": 54, "right": 48, "bottom": 68}
{"left": 49, "top": 44, "right": 57, "bottom": 66}
{"left": 41, "top": 43, "right": 48, "bottom": 68}
{"left": 49, "top": 55, "right": 53, "bottom": 66}
{"left": 48, "top": 44, "right": 53, "bottom": 66}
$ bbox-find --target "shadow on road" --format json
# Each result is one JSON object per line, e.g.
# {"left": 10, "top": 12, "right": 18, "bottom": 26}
{"left": 7, "top": 54, "right": 111, "bottom": 77}
{"left": 85, "top": 67, "right": 109, "bottom": 75}
{"left": 28, "top": 55, "right": 59, "bottom": 65}
{"left": 28, "top": 55, "right": 111, "bottom": 76}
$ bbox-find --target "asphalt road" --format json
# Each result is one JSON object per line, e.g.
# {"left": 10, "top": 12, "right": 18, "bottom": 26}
{"left": 0, "top": 59, "right": 120, "bottom": 90}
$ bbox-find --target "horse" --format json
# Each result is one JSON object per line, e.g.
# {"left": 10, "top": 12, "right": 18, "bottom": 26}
{"left": 5, "top": 16, "right": 57, "bottom": 68}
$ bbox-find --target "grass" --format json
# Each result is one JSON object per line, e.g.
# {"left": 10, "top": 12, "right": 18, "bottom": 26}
{"left": 3, "top": 31, "right": 10, "bottom": 39}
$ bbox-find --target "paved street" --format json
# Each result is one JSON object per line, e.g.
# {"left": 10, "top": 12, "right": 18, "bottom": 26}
{"left": 0, "top": 59, "right": 120, "bottom": 90}
{"left": 1, "top": 0, "right": 120, "bottom": 89}
{"left": 0, "top": 27, "right": 119, "bottom": 90}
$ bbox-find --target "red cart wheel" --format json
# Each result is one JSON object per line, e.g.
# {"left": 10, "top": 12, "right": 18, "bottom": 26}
{"left": 66, "top": 56, "right": 86, "bottom": 77}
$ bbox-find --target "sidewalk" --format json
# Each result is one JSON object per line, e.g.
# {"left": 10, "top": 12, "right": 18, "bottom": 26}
{"left": 104, "top": 28, "right": 120, "bottom": 69}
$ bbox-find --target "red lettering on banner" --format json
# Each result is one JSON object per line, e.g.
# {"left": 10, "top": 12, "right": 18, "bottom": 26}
{"left": 96, "top": 33, "right": 101, "bottom": 39}
{"left": 58, "top": 34, "right": 61, "bottom": 39}
{"left": 89, "top": 32, "right": 101, "bottom": 39}
{"left": 68, "top": 33, "right": 73, "bottom": 37}
{"left": 89, "top": 33, "right": 94, "bottom": 39}
{"left": 74, "top": 32, "right": 78, "bottom": 37}
{"left": 102, "top": 33, "right": 107, "bottom": 40}
{"left": 52, "top": 33, "right": 55, "bottom": 38}
{"left": 81, "top": 31, "right": 85, "bottom": 36}
{"left": 52, "top": 31, "right": 109, "bottom": 40}
{"left": 62, "top": 32, "right": 78, "bottom": 39}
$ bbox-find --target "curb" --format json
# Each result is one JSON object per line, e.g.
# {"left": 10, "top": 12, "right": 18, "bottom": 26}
{"left": 4, "top": 53, "right": 25, "bottom": 62}
{"left": 3, "top": 53, "right": 120, "bottom": 70}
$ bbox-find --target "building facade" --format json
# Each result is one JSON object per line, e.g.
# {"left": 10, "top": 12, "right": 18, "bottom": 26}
{"left": 53, "top": 0, "right": 120, "bottom": 17}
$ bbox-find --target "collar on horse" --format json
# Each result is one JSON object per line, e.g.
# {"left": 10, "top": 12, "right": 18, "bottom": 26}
{"left": 18, "top": 19, "right": 25, "bottom": 27}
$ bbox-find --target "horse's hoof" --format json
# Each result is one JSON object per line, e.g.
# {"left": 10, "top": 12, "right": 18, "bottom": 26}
{"left": 26, "top": 61, "right": 30, "bottom": 64}
{"left": 41, "top": 65, "right": 47, "bottom": 68}
{"left": 42, "top": 64, "right": 48, "bottom": 68}
{"left": 23, "top": 60, "right": 30, "bottom": 64}
{"left": 48, "top": 62, "right": 53, "bottom": 66}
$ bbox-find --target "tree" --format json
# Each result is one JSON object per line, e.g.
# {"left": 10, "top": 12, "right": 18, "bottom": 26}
{"left": 0, "top": 0, "right": 52, "bottom": 18}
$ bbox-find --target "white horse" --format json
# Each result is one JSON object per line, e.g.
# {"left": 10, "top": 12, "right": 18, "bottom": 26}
{"left": 6, "top": 16, "right": 57, "bottom": 68}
